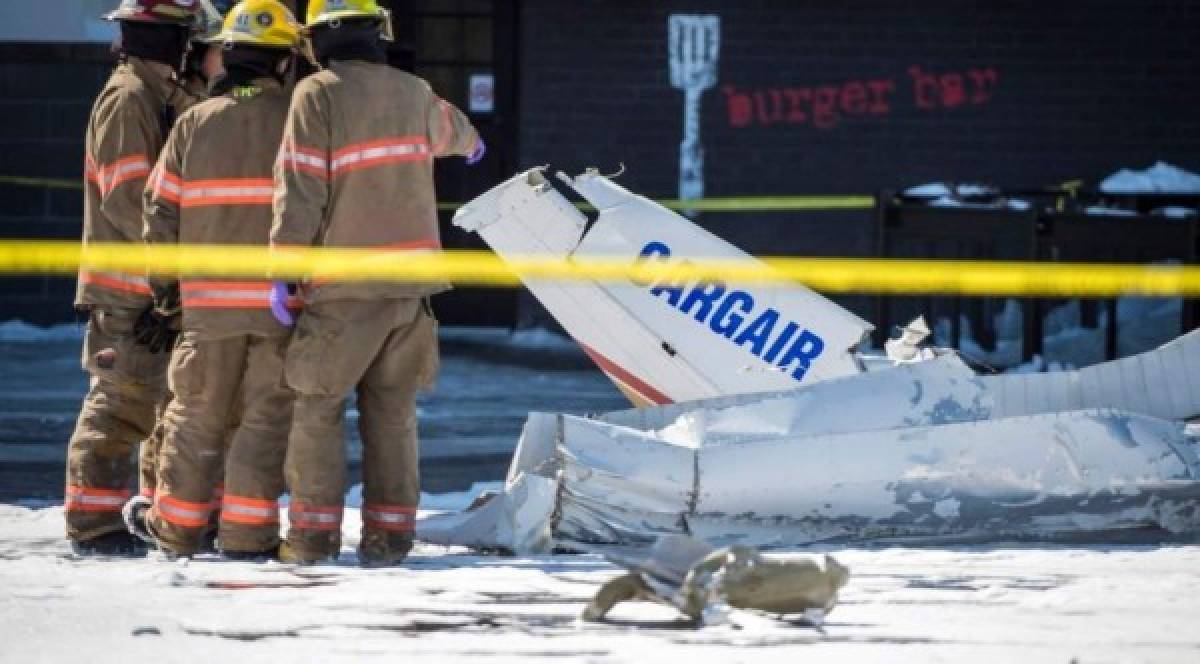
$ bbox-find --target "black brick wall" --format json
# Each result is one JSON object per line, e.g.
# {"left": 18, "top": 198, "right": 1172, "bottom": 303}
{"left": 0, "top": 44, "right": 112, "bottom": 324}
{"left": 517, "top": 0, "right": 1200, "bottom": 259}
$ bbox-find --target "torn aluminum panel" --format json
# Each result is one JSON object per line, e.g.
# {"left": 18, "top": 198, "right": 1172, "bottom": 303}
{"left": 597, "top": 328, "right": 1200, "bottom": 438}
{"left": 556, "top": 415, "right": 695, "bottom": 546}
{"left": 986, "top": 328, "right": 1200, "bottom": 421}
{"left": 558, "top": 409, "right": 1200, "bottom": 548}
{"left": 419, "top": 413, "right": 562, "bottom": 554}
{"left": 597, "top": 353, "right": 988, "bottom": 442}
{"left": 692, "top": 409, "right": 1200, "bottom": 546}
{"left": 453, "top": 168, "right": 873, "bottom": 407}
{"left": 416, "top": 472, "right": 557, "bottom": 554}
{"left": 503, "top": 411, "right": 560, "bottom": 483}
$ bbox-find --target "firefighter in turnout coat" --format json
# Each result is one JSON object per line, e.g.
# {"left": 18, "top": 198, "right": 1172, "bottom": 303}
{"left": 272, "top": 0, "right": 483, "bottom": 565}
{"left": 133, "top": 0, "right": 305, "bottom": 557}
{"left": 66, "top": 0, "right": 201, "bottom": 556}
{"left": 135, "top": 0, "right": 228, "bottom": 530}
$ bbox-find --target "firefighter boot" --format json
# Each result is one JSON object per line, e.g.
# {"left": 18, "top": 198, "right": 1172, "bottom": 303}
{"left": 70, "top": 531, "right": 149, "bottom": 557}
{"left": 357, "top": 530, "right": 414, "bottom": 568}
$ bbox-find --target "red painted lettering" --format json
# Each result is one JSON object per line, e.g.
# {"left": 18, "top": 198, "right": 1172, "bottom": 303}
{"left": 909, "top": 65, "right": 940, "bottom": 110}
{"left": 866, "top": 79, "right": 895, "bottom": 114}
{"left": 813, "top": 86, "right": 839, "bottom": 129}
{"left": 722, "top": 86, "right": 753, "bottom": 128}
{"left": 784, "top": 87, "right": 810, "bottom": 123}
{"left": 719, "top": 65, "right": 997, "bottom": 130}
{"left": 840, "top": 81, "right": 867, "bottom": 115}
{"left": 754, "top": 90, "right": 785, "bottom": 126}
{"left": 940, "top": 73, "right": 967, "bottom": 107}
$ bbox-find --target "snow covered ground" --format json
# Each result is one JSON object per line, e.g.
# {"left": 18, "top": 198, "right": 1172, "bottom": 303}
{"left": 3, "top": 502, "right": 1199, "bottom": 663}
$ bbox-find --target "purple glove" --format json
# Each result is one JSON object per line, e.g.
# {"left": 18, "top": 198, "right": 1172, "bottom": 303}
{"left": 466, "top": 137, "right": 486, "bottom": 165}
{"left": 269, "top": 282, "right": 296, "bottom": 327}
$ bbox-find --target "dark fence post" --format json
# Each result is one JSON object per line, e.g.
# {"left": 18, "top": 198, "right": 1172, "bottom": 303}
{"left": 872, "top": 189, "right": 892, "bottom": 349}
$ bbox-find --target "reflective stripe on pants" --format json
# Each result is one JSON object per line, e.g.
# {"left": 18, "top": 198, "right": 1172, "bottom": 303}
{"left": 65, "top": 486, "right": 131, "bottom": 513}
{"left": 362, "top": 504, "right": 416, "bottom": 532}
{"left": 221, "top": 495, "right": 279, "bottom": 526}
{"left": 288, "top": 504, "right": 342, "bottom": 531}
{"left": 154, "top": 494, "right": 211, "bottom": 528}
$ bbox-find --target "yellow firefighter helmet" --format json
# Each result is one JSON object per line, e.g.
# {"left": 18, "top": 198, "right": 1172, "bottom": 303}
{"left": 305, "top": 0, "right": 386, "bottom": 27}
{"left": 213, "top": 0, "right": 302, "bottom": 48}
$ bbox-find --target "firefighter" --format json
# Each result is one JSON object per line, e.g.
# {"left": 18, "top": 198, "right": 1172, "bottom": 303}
{"left": 135, "top": 0, "right": 230, "bottom": 532}
{"left": 179, "top": 1, "right": 231, "bottom": 105}
{"left": 126, "top": 0, "right": 305, "bottom": 559}
{"left": 272, "top": 0, "right": 483, "bottom": 566}
{"left": 66, "top": 0, "right": 201, "bottom": 556}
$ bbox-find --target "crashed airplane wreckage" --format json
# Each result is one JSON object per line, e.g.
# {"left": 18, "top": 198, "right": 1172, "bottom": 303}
{"left": 418, "top": 167, "right": 1200, "bottom": 552}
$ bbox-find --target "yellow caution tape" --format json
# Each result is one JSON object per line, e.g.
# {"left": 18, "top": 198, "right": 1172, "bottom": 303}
{"left": 628, "top": 196, "right": 875, "bottom": 212}
{"left": 0, "top": 175, "right": 871, "bottom": 212}
{"left": 0, "top": 240, "right": 1197, "bottom": 297}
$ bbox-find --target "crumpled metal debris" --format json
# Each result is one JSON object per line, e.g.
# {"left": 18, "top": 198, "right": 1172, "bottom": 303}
{"left": 884, "top": 315, "right": 933, "bottom": 362}
{"left": 582, "top": 535, "right": 849, "bottom": 625}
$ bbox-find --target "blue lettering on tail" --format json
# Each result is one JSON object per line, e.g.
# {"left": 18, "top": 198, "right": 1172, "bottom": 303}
{"left": 636, "top": 241, "right": 826, "bottom": 382}
{"left": 710, "top": 291, "right": 754, "bottom": 338}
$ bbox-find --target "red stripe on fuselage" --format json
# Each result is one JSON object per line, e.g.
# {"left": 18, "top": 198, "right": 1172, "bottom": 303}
{"left": 577, "top": 342, "right": 673, "bottom": 406}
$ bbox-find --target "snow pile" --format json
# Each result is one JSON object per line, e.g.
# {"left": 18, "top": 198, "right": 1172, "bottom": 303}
{"left": 928, "top": 196, "right": 1031, "bottom": 211}
{"left": 0, "top": 320, "right": 84, "bottom": 342}
{"left": 903, "top": 182, "right": 954, "bottom": 198}
{"left": 1100, "top": 161, "right": 1200, "bottom": 194}
{"left": 1085, "top": 161, "right": 1199, "bottom": 217}
{"left": 1082, "top": 204, "right": 1139, "bottom": 217}
{"left": 902, "top": 182, "right": 1031, "bottom": 211}
{"left": 1152, "top": 205, "right": 1198, "bottom": 219}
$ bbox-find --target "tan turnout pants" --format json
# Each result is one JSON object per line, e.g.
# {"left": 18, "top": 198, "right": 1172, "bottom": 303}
{"left": 139, "top": 415, "right": 167, "bottom": 500}
{"left": 139, "top": 390, "right": 242, "bottom": 536}
{"left": 147, "top": 331, "right": 293, "bottom": 554}
{"left": 282, "top": 298, "right": 437, "bottom": 563}
{"left": 65, "top": 308, "right": 169, "bottom": 542}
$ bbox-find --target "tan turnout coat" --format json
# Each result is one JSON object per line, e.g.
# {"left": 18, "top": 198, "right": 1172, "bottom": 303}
{"left": 271, "top": 60, "right": 480, "bottom": 302}
{"left": 143, "top": 78, "right": 294, "bottom": 339}
{"left": 77, "top": 57, "right": 182, "bottom": 311}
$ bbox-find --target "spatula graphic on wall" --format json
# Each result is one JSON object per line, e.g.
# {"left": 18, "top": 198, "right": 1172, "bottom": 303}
{"left": 668, "top": 14, "right": 720, "bottom": 217}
